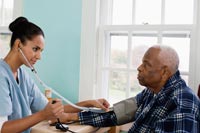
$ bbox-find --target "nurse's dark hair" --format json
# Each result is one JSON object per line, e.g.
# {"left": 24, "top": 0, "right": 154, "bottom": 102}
{"left": 9, "top": 16, "right": 45, "bottom": 48}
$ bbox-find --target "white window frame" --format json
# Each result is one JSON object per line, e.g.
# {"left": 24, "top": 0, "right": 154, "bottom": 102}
{"left": 79, "top": 0, "right": 200, "bottom": 101}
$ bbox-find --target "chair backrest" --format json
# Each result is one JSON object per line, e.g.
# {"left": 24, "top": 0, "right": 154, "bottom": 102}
{"left": 198, "top": 84, "right": 200, "bottom": 99}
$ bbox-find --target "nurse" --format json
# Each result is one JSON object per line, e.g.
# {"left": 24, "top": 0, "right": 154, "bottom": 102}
{"left": 0, "top": 17, "right": 64, "bottom": 133}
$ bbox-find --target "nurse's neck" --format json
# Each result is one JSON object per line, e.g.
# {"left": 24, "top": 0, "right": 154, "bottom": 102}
{"left": 4, "top": 51, "right": 21, "bottom": 80}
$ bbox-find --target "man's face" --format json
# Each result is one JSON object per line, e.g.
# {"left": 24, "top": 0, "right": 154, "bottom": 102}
{"left": 137, "top": 48, "right": 164, "bottom": 91}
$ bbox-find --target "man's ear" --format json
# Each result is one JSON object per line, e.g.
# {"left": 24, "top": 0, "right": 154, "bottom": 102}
{"left": 161, "top": 66, "right": 171, "bottom": 81}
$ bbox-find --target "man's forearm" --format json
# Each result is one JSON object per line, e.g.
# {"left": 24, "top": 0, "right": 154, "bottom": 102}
{"left": 64, "top": 100, "right": 94, "bottom": 113}
{"left": 64, "top": 99, "right": 109, "bottom": 113}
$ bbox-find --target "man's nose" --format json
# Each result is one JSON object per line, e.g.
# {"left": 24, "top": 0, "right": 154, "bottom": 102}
{"left": 137, "top": 64, "right": 143, "bottom": 72}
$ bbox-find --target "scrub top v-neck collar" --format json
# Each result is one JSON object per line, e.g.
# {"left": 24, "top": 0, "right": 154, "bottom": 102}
{"left": 1, "top": 59, "right": 22, "bottom": 88}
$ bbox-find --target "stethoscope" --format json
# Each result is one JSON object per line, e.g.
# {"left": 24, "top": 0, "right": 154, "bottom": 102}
{"left": 18, "top": 47, "right": 105, "bottom": 113}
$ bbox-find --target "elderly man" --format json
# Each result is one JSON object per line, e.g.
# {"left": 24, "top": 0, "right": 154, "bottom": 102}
{"left": 51, "top": 45, "right": 200, "bottom": 132}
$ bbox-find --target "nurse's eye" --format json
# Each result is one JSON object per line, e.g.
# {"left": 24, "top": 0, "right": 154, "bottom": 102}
{"left": 32, "top": 47, "right": 39, "bottom": 52}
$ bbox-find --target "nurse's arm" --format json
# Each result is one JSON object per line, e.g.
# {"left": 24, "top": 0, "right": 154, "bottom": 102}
{"left": 1, "top": 111, "right": 47, "bottom": 133}
{"left": 1, "top": 99, "right": 63, "bottom": 133}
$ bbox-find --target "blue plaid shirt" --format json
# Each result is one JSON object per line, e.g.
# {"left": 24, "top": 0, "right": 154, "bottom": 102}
{"left": 78, "top": 71, "right": 200, "bottom": 133}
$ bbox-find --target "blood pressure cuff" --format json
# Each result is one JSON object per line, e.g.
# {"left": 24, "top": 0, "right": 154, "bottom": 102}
{"left": 113, "top": 97, "right": 138, "bottom": 125}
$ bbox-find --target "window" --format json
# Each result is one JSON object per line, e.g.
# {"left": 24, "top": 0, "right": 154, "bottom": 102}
{"left": 80, "top": 0, "right": 200, "bottom": 103}
{"left": 99, "top": 28, "right": 191, "bottom": 104}
{"left": 0, "top": 0, "right": 22, "bottom": 58}
{"left": 97, "top": 0, "right": 194, "bottom": 104}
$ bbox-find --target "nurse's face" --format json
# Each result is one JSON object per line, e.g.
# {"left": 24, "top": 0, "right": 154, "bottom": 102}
{"left": 19, "top": 35, "right": 45, "bottom": 67}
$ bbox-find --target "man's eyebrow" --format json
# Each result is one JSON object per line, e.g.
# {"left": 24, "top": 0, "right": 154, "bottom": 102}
{"left": 143, "top": 60, "right": 152, "bottom": 66}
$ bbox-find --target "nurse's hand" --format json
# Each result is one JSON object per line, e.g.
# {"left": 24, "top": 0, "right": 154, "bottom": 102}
{"left": 42, "top": 99, "right": 64, "bottom": 120}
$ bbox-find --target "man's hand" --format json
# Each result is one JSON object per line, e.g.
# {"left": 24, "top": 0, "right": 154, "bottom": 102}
{"left": 90, "top": 98, "right": 110, "bottom": 112}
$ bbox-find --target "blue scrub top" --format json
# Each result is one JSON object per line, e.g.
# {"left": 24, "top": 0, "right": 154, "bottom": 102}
{"left": 0, "top": 59, "right": 48, "bottom": 133}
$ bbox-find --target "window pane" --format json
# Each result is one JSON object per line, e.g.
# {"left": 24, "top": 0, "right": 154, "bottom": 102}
{"left": 181, "top": 75, "right": 188, "bottom": 85}
{"left": 110, "top": 35, "right": 128, "bottom": 68}
{"left": 0, "top": 34, "right": 11, "bottom": 58}
{"left": 132, "top": 32, "right": 158, "bottom": 68}
{"left": 165, "top": 0, "right": 193, "bottom": 24}
{"left": 112, "top": 0, "right": 132, "bottom": 25}
{"left": 109, "top": 71, "right": 127, "bottom": 104}
{"left": 135, "top": 0, "right": 161, "bottom": 24}
{"left": 0, "top": 0, "right": 13, "bottom": 26}
{"left": 162, "top": 32, "right": 190, "bottom": 72}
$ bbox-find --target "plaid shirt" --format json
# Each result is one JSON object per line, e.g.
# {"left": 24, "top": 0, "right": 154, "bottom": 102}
{"left": 78, "top": 71, "right": 200, "bottom": 133}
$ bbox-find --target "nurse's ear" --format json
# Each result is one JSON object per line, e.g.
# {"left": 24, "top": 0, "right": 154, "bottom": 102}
{"left": 13, "top": 39, "right": 22, "bottom": 51}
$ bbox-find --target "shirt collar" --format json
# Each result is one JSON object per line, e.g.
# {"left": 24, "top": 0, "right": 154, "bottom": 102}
{"left": 154, "top": 70, "right": 182, "bottom": 105}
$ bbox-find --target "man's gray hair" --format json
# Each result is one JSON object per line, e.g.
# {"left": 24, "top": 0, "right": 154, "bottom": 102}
{"left": 153, "top": 45, "right": 179, "bottom": 73}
